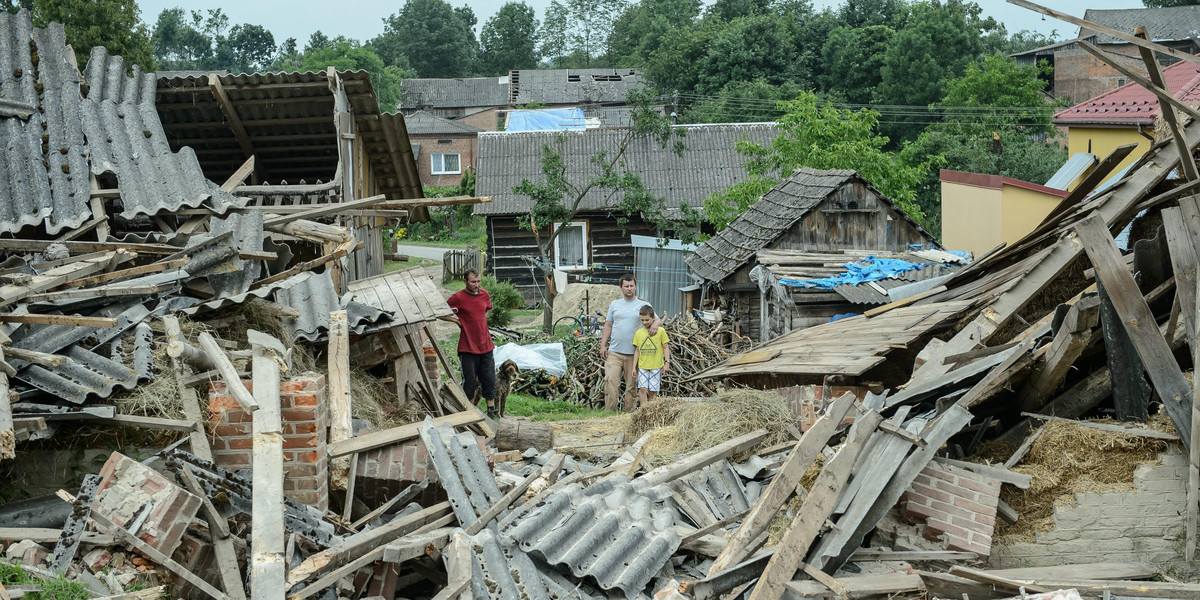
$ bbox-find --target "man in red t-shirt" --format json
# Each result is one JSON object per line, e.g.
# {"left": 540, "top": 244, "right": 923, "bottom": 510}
{"left": 446, "top": 269, "right": 499, "bottom": 419}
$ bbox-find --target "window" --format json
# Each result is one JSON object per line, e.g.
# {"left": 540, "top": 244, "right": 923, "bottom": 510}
{"left": 431, "top": 153, "right": 461, "bottom": 175}
{"left": 553, "top": 221, "right": 588, "bottom": 271}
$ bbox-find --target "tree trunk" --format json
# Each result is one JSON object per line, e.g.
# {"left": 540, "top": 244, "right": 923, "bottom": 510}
{"left": 496, "top": 419, "right": 554, "bottom": 452}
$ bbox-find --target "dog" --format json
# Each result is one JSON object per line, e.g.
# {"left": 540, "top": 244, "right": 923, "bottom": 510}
{"left": 496, "top": 359, "right": 519, "bottom": 417}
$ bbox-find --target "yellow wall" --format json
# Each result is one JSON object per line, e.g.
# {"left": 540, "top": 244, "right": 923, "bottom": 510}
{"left": 942, "top": 181, "right": 1003, "bottom": 257}
{"left": 942, "top": 181, "right": 1064, "bottom": 258}
{"left": 1066, "top": 126, "right": 1151, "bottom": 180}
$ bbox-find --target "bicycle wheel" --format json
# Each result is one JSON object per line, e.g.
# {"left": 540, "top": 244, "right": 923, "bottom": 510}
{"left": 553, "top": 316, "right": 582, "bottom": 337}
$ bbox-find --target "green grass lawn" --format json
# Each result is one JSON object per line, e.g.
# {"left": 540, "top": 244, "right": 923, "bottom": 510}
{"left": 480, "top": 392, "right": 617, "bottom": 422}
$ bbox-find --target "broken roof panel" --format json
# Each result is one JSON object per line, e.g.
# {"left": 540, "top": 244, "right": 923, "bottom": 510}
{"left": 476, "top": 123, "right": 777, "bottom": 216}
{"left": 345, "top": 267, "right": 453, "bottom": 326}
{"left": 400, "top": 77, "right": 510, "bottom": 110}
{"left": 512, "top": 69, "right": 644, "bottom": 105}
{"left": 273, "top": 271, "right": 392, "bottom": 343}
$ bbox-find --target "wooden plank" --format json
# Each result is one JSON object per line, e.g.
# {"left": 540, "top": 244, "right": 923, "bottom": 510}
{"left": 0, "top": 239, "right": 176, "bottom": 255}
{"left": 381, "top": 527, "right": 454, "bottom": 563}
{"left": 57, "top": 216, "right": 109, "bottom": 242}
{"left": 179, "top": 464, "right": 231, "bottom": 539}
{"left": 66, "top": 257, "right": 189, "bottom": 290}
{"left": 328, "top": 311, "right": 352, "bottom": 491}
{"left": 209, "top": 75, "right": 258, "bottom": 164}
{"left": 784, "top": 572, "right": 923, "bottom": 598}
{"left": 249, "top": 240, "right": 359, "bottom": 291}
{"left": 0, "top": 528, "right": 114, "bottom": 545}
{"left": 198, "top": 332, "right": 260, "bottom": 413}
{"left": 328, "top": 412, "right": 482, "bottom": 458}
{"left": 1075, "top": 213, "right": 1193, "bottom": 449}
{"left": 105, "top": 414, "right": 197, "bottom": 432}
{"left": 932, "top": 456, "right": 1032, "bottom": 488}
{"left": 707, "top": 390, "right": 858, "bottom": 575}
{"left": 1021, "top": 412, "right": 1181, "bottom": 441}
{"left": 948, "top": 566, "right": 1052, "bottom": 594}
{"left": 24, "top": 282, "right": 175, "bottom": 303}
{"left": 849, "top": 550, "right": 974, "bottom": 562}
{"left": 89, "top": 510, "right": 230, "bottom": 600}
{"left": 249, "top": 330, "right": 287, "bottom": 600}
{"left": 641, "top": 429, "right": 770, "bottom": 487}
{"left": 1003, "top": 426, "right": 1044, "bottom": 469}
{"left": 0, "top": 254, "right": 114, "bottom": 309}
{"left": 350, "top": 483, "right": 426, "bottom": 530}
{"left": 1016, "top": 297, "right": 1100, "bottom": 412}
{"left": 284, "top": 547, "right": 384, "bottom": 600}
{"left": 749, "top": 411, "right": 884, "bottom": 600}
{"left": 0, "top": 313, "right": 117, "bottom": 328}
{"left": 262, "top": 194, "right": 387, "bottom": 228}
{"left": 1190, "top": 275, "right": 1200, "bottom": 561}
{"left": 1163, "top": 206, "right": 1200, "bottom": 344}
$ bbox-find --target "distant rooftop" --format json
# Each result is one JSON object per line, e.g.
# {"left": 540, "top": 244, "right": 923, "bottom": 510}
{"left": 400, "top": 69, "right": 645, "bottom": 110}
{"left": 1053, "top": 57, "right": 1200, "bottom": 126}
{"left": 403, "top": 111, "right": 484, "bottom": 136}
{"left": 1080, "top": 6, "right": 1200, "bottom": 44}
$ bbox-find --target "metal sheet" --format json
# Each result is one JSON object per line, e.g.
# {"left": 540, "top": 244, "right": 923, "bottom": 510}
{"left": 273, "top": 271, "right": 392, "bottom": 343}
{"left": 419, "top": 417, "right": 503, "bottom": 526}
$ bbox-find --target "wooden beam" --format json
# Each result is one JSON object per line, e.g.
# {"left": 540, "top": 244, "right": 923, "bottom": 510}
{"left": 105, "top": 414, "right": 198, "bottom": 432}
{"left": 641, "top": 429, "right": 769, "bottom": 487}
{"left": 89, "top": 510, "right": 230, "bottom": 600}
{"left": 66, "top": 258, "right": 188, "bottom": 290}
{"left": 1010, "top": 0, "right": 1200, "bottom": 68}
{"left": 24, "top": 282, "right": 176, "bottom": 303}
{"left": 0, "top": 240, "right": 177, "bottom": 255}
{"left": 1017, "top": 297, "right": 1100, "bottom": 412}
{"left": 57, "top": 216, "right": 108, "bottom": 242}
{"left": 198, "top": 332, "right": 260, "bottom": 413}
{"left": 262, "top": 194, "right": 388, "bottom": 228}
{"left": 249, "top": 330, "right": 287, "bottom": 600}
{"left": 1078, "top": 41, "right": 1200, "bottom": 128}
{"left": 1075, "top": 213, "right": 1193, "bottom": 449}
{"left": 327, "top": 411, "right": 482, "bottom": 458}
{"left": 1021, "top": 412, "right": 1182, "bottom": 441}
{"left": 209, "top": 75, "right": 259, "bottom": 166}
{"left": 748, "top": 411, "right": 884, "bottom": 600}
{"left": 0, "top": 253, "right": 115, "bottom": 309}
{"left": 1134, "top": 27, "right": 1199, "bottom": 182}
{"left": 3, "top": 347, "right": 66, "bottom": 368}
{"left": 1190, "top": 274, "right": 1200, "bottom": 561}
{"left": 328, "top": 311, "right": 352, "bottom": 491}
{"left": 0, "top": 314, "right": 117, "bottom": 327}
{"left": 708, "top": 392, "right": 857, "bottom": 575}
{"left": 248, "top": 240, "right": 360, "bottom": 291}
{"left": 88, "top": 174, "right": 111, "bottom": 242}
{"left": 179, "top": 464, "right": 231, "bottom": 540}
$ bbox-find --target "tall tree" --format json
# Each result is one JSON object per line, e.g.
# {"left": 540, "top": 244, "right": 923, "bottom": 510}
{"left": 375, "top": 0, "right": 477, "bottom": 77}
{"left": 706, "top": 0, "right": 770, "bottom": 21}
{"left": 302, "top": 41, "right": 408, "bottom": 111}
{"left": 538, "top": 0, "right": 628, "bottom": 66}
{"left": 705, "top": 91, "right": 928, "bottom": 230}
{"left": 645, "top": 19, "right": 719, "bottom": 94}
{"left": 512, "top": 89, "right": 700, "bottom": 331}
{"left": 820, "top": 25, "right": 894, "bottom": 104}
{"left": 29, "top": 0, "right": 155, "bottom": 71}
{"left": 152, "top": 7, "right": 276, "bottom": 73}
{"left": 479, "top": 2, "right": 540, "bottom": 75}
{"left": 608, "top": 0, "right": 701, "bottom": 64}
{"left": 836, "top": 0, "right": 905, "bottom": 28}
{"left": 693, "top": 14, "right": 802, "bottom": 95}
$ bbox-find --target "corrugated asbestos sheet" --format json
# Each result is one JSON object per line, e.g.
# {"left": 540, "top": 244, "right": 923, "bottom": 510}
{"left": 419, "top": 418, "right": 504, "bottom": 526}
{"left": 465, "top": 528, "right": 557, "bottom": 600}
{"left": 512, "top": 69, "right": 643, "bottom": 105}
{"left": 504, "top": 476, "right": 680, "bottom": 598}
{"left": 345, "top": 267, "right": 452, "bottom": 326}
{"left": 404, "top": 112, "right": 483, "bottom": 136}
{"left": 671, "top": 460, "right": 752, "bottom": 526}
{"left": 0, "top": 10, "right": 239, "bottom": 236}
{"left": 273, "top": 271, "right": 392, "bottom": 343}
{"left": 207, "top": 212, "right": 263, "bottom": 298}
{"left": 476, "top": 123, "right": 778, "bottom": 216}
{"left": 400, "top": 77, "right": 509, "bottom": 110}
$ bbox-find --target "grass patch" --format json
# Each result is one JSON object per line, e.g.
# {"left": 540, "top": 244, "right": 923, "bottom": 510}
{"left": 443, "top": 279, "right": 465, "bottom": 293}
{"left": 0, "top": 562, "right": 90, "bottom": 600}
{"left": 480, "top": 392, "right": 617, "bottom": 421}
{"left": 385, "top": 257, "right": 439, "bottom": 272}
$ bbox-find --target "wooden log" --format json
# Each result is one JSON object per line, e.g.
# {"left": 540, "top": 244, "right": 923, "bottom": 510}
{"left": 494, "top": 419, "right": 554, "bottom": 452}
{"left": 249, "top": 330, "right": 287, "bottom": 600}
{"left": 328, "top": 311, "right": 352, "bottom": 491}
{"left": 198, "top": 332, "right": 259, "bottom": 413}
{"left": 749, "top": 411, "right": 884, "bottom": 600}
{"left": 2, "top": 347, "right": 66, "bottom": 368}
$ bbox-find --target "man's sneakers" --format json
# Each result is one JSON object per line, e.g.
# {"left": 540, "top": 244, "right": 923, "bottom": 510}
{"left": 486, "top": 407, "right": 500, "bottom": 420}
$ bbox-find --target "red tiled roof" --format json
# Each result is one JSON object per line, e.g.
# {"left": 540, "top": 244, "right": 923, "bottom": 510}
{"left": 1053, "top": 58, "right": 1200, "bottom": 126}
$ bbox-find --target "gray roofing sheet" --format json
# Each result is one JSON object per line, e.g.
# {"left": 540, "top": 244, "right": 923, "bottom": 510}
{"left": 1080, "top": 6, "right": 1200, "bottom": 43}
{"left": 404, "top": 112, "right": 483, "bottom": 136}
{"left": 504, "top": 476, "right": 679, "bottom": 598}
{"left": 272, "top": 271, "right": 392, "bottom": 343}
{"left": 206, "top": 212, "right": 263, "bottom": 299}
{"left": 17, "top": 344, "right": 141, "bottom": 405}
{"left": 686, "top": 167, "right": 938, "bottom": 283}
{"left": 513, "top": 69, "right": 644, "bottom": 105}
{"left": 465, "top": 529, "right": 560, "bottom": 600}
{"left": 345, "top": 266, "right": 453, "bottom": 326}
{"left": 419, "top": 418, "right": 504, "bottom": 527}
{"left": 475, "top": 122, "right": 778, "bottom": 216}
{"left": 400, "top": 77, "right": 509, "bottom": 109}
{"left": 673, "top": 460, "right": 751, "bottom": 525}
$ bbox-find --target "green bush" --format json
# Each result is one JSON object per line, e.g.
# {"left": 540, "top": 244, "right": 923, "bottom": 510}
{"left": 483, "top": 275, "right": 522, "bottom": 328}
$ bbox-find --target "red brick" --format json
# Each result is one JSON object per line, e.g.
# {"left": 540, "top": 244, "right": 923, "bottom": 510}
{"left": 208, "top": 395, "right": 240, "bottom": 413}
{"left": 928, "top": 499, "right": 973, "bottom": 520}
{"left": 283, "top": 436, "right": 318, "bottom": 449}
{"left": 925, "top": 518, "right": 971, "bottom": 540}
{"left": 282, "top": 409, "right": 316, "bottom": 421}
{"left": 925, "top": 466, "right": 958, "bottom": 484}
{"left": 286, "top": 463, "right": 319, "bottom": 478}
{"left": 974, "top": 513, "right": 996, "bottom": 527}
{"left": 944, "top": 534, "right": 990, "bottom": 556}
{"left": 212, "top": 424, "right": 248, "bottom": 437}
{"left": 209, "top": 382, "right": 228, "bottom": 395}
{"left": 957, "top": 475, "right": 1002, "bottom": 495}
{"left": 950, "top": 515, "right": 991, "bottom": 535}
{"left": 903, "top": 501, "right": 942, "bottom": 524}
{"left": 952, "top": 496, "right": 995, "bottom": 516}
{"left": 912, "top": 473, "right": 935, "bottom": 488}
{"left": 295, "top": 451, "right": 319, "bottom": 463}
{"left": 932, "top": 478, "right": 979, "bottom": 501}
{"left": 910, "top": 483, "right": 952, "bottom": 504}
{"left": 215, "top": 451, "right": 251, "bottom": 467}
{"left": 289, "top": 422, "right": 317, "bottom": 435}
{"left": 279, "top": 380, "right": 306, "bottom": 395}
{"left": 226, "top": 437, "right": 253, "bottom": 450}
{"left": 291, "top": 394, "right": 319, "bottom": 407}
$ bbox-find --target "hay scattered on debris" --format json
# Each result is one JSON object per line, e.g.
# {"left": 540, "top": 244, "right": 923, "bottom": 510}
{"left": 626, "top": 396, "right": 686, "bottom": 439}
{"left": 996, "top": 414, "right": 1171, "bottom": 544}
{"left": 637, "top": 390, "right": 796, "bottom": 465}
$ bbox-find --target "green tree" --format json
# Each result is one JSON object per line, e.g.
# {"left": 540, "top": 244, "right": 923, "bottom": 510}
{"left": 706, "top": 0, "right": 770, "bottom": 21}
{"left": 152, "top": 7, "right": 276, "bottom": 73}
{"left": 512, "top": 89, "right": 699, "bottom": 331}
{"left": 694, "top": 14, "right": 802, "bottom": 95}
{"left": 608, "top": 0, "right": 701, "bottom": 64}
{"left": 645, "top": 20, "right": 719, "bottom": 94}
{"left": 836, "top": 0, "right": 905, "bottom": 28}
{"left": 374, "top": 0, "right": 476, "bottom": 77}
{"left": 479, "top": 2, "right": 540, "bottom": 75}
{"left": 538, "top": 0, "right": 628, "bottom": 66}
{"left": 28, "top": 0, "right": 155, "bottom": 71}
{"left": 704, "top": 91, "right": 928, "bottom": 230}
{"left": 301, "top": 41, "right": 409, "bottom": 111}
{"left": 820, "top": 25, "right": 894, "bottom": 105}
{"left": 875, "top": 0, "right": 996, "bottom": 142}
{"left": 682, "top": 78, "right": 804, "bottom": 123}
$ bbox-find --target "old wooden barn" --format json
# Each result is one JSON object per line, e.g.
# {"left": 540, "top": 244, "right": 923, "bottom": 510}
{"left": 686, "top": 167, "right": 957, "bottom": 343}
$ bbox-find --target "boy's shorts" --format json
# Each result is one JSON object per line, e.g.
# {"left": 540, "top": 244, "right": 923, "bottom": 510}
{"left": 637, "top": 368, "right": 662, "bottom": 392}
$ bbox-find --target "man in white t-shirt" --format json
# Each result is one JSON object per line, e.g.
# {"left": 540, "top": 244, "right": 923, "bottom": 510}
{"left": 599, "top": 274, "right": 659, "bottom": 412}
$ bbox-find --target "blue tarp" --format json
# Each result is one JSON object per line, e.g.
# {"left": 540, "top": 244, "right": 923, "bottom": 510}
{"left": 507, "top": 108, "right": 586, "bottom": 131}
{"left": 780, "top": 257, "right": 930, "bottom": 289}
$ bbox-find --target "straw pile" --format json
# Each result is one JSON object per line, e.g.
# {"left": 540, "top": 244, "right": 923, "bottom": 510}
{"left": 633, "top": 389, "right": 797, "bottom": 465}
{"left": 995, "top": 414, "right": 1172, "bottom": 543}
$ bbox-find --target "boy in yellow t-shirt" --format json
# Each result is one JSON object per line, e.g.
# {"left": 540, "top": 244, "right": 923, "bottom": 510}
{"left": 632, "top": 304, "right": 670, "bottom": 409}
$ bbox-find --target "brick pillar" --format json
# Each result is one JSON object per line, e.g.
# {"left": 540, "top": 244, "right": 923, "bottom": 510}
{"left": 208, "top": 374, "right": 329, "bottom": 512}
{"left": 423, "top": 345, "right": 439, "bottom": 383}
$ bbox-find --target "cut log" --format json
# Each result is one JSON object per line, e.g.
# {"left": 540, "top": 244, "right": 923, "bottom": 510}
{"left": 495, "top": 419, "right": 554, "bottom": 452}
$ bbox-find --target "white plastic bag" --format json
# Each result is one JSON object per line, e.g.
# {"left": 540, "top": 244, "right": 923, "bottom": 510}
{"left": 491, "top": 342, "right": 568, "bottom": 376}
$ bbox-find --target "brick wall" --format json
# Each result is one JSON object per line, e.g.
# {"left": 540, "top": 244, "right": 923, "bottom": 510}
{"left": 1053, "top": 46, "right": 1144, "bottom": 106}
{"left": 423, "top": 345, "right": 439, "bottom": 384}
{"left": 353, "top": 433, "right": 484, "bottom": 506}
{"left": 900, "top": 461, "right": 1001, "bottom": 557}
{"left": 991, "top": 446, "right": 1191, "bottom": 570}
{"left": 410, "top": 133, "right": 477, "bottom": 187}
{"left": 457, "top": 107, "right": 502, "bottom": 131}
{"left": 93, "top": 451, "right": 201, "bottom": 556}
{"left": 208, "top": 374, "right": 329, "bottom": 511}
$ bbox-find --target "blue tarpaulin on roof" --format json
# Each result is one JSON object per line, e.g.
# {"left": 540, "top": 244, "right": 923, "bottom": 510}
{"left": 780, "top": 257, "right": 930, "bottom": 289}
{"left": 507, "top": 108, "right": 586, "bottom": 131}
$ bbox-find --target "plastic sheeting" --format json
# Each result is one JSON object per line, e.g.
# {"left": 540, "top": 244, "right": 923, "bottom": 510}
{"left": 493, "top": 342, "right": 568, "bottom": 376}
{"left": 781, "top": 257, "right": 931, "bottom": 289}
{"left": 507, "top": 108, "right": 586, "bottom": 131}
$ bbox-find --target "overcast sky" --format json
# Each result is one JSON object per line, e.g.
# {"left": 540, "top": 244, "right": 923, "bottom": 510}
{"left": 135, "top": 0, "right": 1142, "bottom": 48}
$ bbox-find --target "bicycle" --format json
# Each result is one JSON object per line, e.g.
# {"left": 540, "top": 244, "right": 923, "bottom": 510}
{"left": 554, "top": 298, "right": 606, "bottom": 338}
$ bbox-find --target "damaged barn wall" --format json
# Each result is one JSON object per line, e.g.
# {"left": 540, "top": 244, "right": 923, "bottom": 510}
{"left": 990, "top": 446, "right": 1191, "bottom": 570}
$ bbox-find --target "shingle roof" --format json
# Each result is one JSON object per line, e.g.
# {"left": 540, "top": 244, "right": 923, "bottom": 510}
{"left": 404, "top": 112, "right": 483, "bottom": 136}
{"left": 474, "top": 123, "right": 777, "bottom": 216}
{"left": 400, "top": 77, "right": 509, "bottom": 109}
{"left": 1053, "top": 57, "right": 1200, "bottom": 126}
{"left": 685, "top": 168, "right": 937, "bottom": 283}
{"left": 1080, "top": 6, "right": 1200, "bottom": 44}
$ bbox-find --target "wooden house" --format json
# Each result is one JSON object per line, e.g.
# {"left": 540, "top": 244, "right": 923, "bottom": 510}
{"left": 474, "top": 123, "right": 778, "bottom": 301}
{"left": 686, "top": 168, "right": 953, "bottom": 343}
